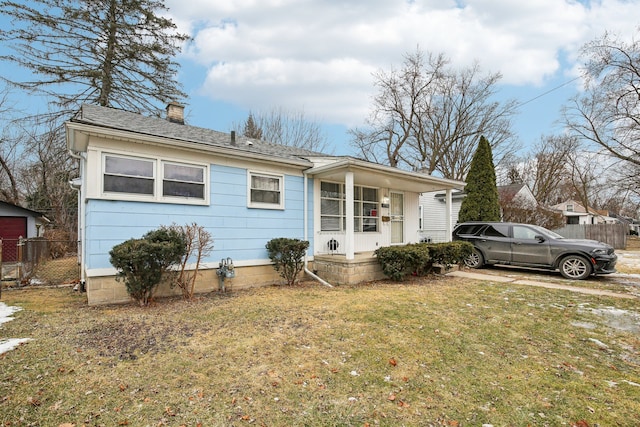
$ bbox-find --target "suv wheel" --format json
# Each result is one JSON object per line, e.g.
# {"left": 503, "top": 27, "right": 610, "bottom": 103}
{"left": 464, "top": 248, "right": 484, "bottom": 269}
{"left": 559, "top": 255, "right": 592, "bottom": 280}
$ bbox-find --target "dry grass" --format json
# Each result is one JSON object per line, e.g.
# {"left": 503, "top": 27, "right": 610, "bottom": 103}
{"left": 1, "top": 277, "right": 639, "bottom": 426}
{"left": 626, "top": 236, "right": 640, "bottom": 251}
{"left": 29, "top": 256, "right": 80, "bottom": 285}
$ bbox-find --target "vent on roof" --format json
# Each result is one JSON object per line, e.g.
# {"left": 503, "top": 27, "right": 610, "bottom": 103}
{"left": 166, "top": 102, "right": 185, "bottom": 124}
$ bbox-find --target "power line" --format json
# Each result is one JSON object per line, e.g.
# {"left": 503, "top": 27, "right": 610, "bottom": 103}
{"left": 516, "top": 76, "right": 581, "bottom": 108}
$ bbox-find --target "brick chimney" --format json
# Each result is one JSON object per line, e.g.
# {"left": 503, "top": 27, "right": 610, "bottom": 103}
{"left": 166, "top": 102, "right": 185, "bottom": 124}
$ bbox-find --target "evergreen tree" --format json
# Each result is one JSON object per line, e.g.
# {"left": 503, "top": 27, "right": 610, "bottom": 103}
{"left": 458, "top": 136, "right": 501, "bottom": 222}
{"left": 243, "top": 112, "right": 263, "bottom": 139}
{"left": 0, "top": 0, "right": 189, "bottom": 119}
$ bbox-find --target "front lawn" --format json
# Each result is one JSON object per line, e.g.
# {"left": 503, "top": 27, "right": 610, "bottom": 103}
{"left": 1, "top": 278, "right": 639, "bottom": 426}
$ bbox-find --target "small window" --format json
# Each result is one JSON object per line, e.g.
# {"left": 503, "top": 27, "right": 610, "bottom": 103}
{"left": 320, "top": 181, "right": 380, "bottom": 232}
{"left": 163, "top": 162, "right": 205, "bottom": 199}
{"left": 321, "top": 182, "right": 343, "bottom": 231}
{"left": 483, "top": 224, "right": 509, "bottom": 238}
{"left": 104, "top": 155, "right": 154, "bottom": 195}
{"left": 453, "top": 224, "right": 484, "bottom": 236}
{"left": 513, "top": 226, "right": 538, "bottom": 240}
{"left": 357, "top": 186, "right": 379, "bottom": 232}
{"left": 566, "top": 204, "right": 574, "bottom": 212}
{"left": 248, "top": 172, "right": 284, "bottom": 209}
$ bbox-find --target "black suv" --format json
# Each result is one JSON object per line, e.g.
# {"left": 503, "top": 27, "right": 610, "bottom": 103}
{"left": 452, "top": 222, "right": 617, "bottom": 280}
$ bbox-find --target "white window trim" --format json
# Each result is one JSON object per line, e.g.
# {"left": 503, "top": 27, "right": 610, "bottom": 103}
{"left": 101, "top": 152, "right": 209, "bottom": 205}
{"left": 247, "top": 170, "right": 285, "bottom": 210}
{"left": 161, "top": 160, "right": 207, "bottom": 202}
{"left": 319, "top": 181, "right": 380, "bottom": 233}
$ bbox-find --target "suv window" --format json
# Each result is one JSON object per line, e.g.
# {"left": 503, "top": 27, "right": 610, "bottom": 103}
{"left": 482, "top": 224, "right": 509, "bottom": 237}
{"left": 454, "top": 224, "right": 484, "bottom": 236}
{"left": 513, "top": 225, "right": 539, "bottom": 240}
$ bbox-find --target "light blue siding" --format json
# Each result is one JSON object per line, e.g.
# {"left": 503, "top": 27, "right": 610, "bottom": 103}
{"left": 85, "top": 164, "right": 314, "bottom": 270}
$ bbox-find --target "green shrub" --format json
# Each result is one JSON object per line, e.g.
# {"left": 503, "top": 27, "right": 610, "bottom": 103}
{"left": 265, "top": 238, "right": 309, "bottom": 286}
{"left": 424, "top": 241, "right": 474, "bottom": 269}
{"left": 109, "top": 227, "right": 186, "bottom": 306}
{"left": 375, "top": 241, "right": 474, "bottom": 281}
{"left": 374, "top": 245, "right": 428, "bottom": 281}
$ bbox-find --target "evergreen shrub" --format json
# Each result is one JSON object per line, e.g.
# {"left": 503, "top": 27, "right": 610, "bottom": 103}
{"left": 375, "top": 241, "right": 473, "bottom": 281}
{"left": 109, "top": 227, "right": 186, "bottom": 306}
{"left": 265, "top": 238, "right": 309, "bottom": 285}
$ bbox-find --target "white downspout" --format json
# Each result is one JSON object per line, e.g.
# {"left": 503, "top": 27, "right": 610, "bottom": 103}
{"left": 68, "top": 149, "right": 86, "bottom": 288}
{"left": 303, "top": 171, "right": 332, "bottom": 287}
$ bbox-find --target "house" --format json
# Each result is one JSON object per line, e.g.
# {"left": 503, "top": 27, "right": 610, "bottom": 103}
{"left": 0, "top": 201, "right": 49, "bottom": 262}
{"left": 418, "top": 189, "right": 465, "bottom": 242}
{"left": 418, "top": 183, "right": 537, "bottom": 242}
{"left": 551, "top": 200, "right": 613, "bottom": 225}
{"left": 497, "top": 183, "right": 537, "bottom": 208}
{"left": 66, "top": 104, "right": 465, "bottom": 305}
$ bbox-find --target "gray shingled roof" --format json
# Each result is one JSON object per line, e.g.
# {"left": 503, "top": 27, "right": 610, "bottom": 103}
{"left": 72, "top": 104, "right": 326, "bottom": 162}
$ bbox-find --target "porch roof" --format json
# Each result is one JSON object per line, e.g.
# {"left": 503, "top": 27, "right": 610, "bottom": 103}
{"left": 304, "top": 157, "right": 465, "bottom": 193}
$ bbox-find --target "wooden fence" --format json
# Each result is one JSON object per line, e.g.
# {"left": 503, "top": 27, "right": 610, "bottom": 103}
{"left": 553, "top": 224, "right": 628, "bottom": 249}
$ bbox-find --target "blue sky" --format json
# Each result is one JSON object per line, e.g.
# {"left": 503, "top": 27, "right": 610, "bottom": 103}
{"left": 164, "top": 0, "right": 640, "bottom": 156}
{"left": 2, "top": 0, "right": 640, "bottom": 158}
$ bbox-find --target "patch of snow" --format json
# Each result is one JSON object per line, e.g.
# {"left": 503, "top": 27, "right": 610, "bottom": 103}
{"left": 0, "top": 301, "right": 22, "bottom": 325}
{"left": 0, "top": 301, "right": 31, "bottom": 355}
{"left": 571, "top": 321, "right": 597, "bottom": 329}
{"left": 588, "top": 338, "right": 609, "bottom": 349}
{"left": 578, "top": 306, "right": 640, "bottom": 334}
{"left": 0, "top": 338, "right": 31, "bottom": 354}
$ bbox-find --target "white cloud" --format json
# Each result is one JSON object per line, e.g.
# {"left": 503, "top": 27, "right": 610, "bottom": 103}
{"left": 165, "top": 0, "right": 640, "bottom": 127}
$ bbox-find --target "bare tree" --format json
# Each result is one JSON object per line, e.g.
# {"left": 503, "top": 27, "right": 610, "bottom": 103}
{"left": 0, "top": 0, "right": 189, "bottom": 120}
{"left": 0, "top": 88, "right": 21, "bottom": 204}
{"left": 350, "top": 49, "right": 519, "bottom": 179}
{"left": 234, "top": 107, "right": 332, "bottom": 153}
{"left": 19, "top": 117, "right": 79, "bottom": 239}
{"left": 563, "top": 30, "right": 640, "bottom": 193}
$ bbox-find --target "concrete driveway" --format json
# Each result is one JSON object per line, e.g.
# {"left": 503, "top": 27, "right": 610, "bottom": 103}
{"left": 447, "top": 250, "right": 640, "bottom": 299}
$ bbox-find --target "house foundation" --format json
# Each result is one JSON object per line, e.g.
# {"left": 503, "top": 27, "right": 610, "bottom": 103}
{"left": 312, "top": 253, "right": 385, "bottom": 285}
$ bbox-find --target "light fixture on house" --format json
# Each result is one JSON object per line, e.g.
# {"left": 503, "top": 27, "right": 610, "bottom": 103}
{"left": 381, "top": 196, "right": 390, "bottom": 208}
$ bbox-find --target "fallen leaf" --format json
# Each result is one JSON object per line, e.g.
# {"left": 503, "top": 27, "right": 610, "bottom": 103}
{"left": 389, "top": 358, "right": 397, "bottom": 366}
{"left": 387, "top": 394, "right": 396, "bottom": 401}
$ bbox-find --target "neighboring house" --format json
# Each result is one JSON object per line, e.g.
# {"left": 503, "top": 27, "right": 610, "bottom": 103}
{"left": 0, "top": 201, "right": 49, "bottom": 262}
{"left": 418, "top": 190, "right": 465, "bottom": 243}
{"left": 66, "top": 104, "right": 465, "bottom": 305}
{"left": 418, "top": 183, "right": 537, "bottom": 241}
{"left": 497, "top": 183, "right": 537, "bottom": 208}
{"left": 551, "top": 200, "right": 613, "bottom": 225}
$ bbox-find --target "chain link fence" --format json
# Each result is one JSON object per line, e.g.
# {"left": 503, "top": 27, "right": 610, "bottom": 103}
{"left": 1, "top": 238, "right": 80, "bottom": 289}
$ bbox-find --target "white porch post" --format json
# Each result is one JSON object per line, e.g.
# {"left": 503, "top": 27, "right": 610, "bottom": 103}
{"left": 345, "top": 171, "right": 355, "bottom": 260}
{"left": 445, "top": 188, "right": 453, "bottom": 242}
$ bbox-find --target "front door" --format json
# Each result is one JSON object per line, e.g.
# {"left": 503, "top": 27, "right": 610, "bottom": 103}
{"left": 390, "top": 192, "right": 404, "bottom": 244}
